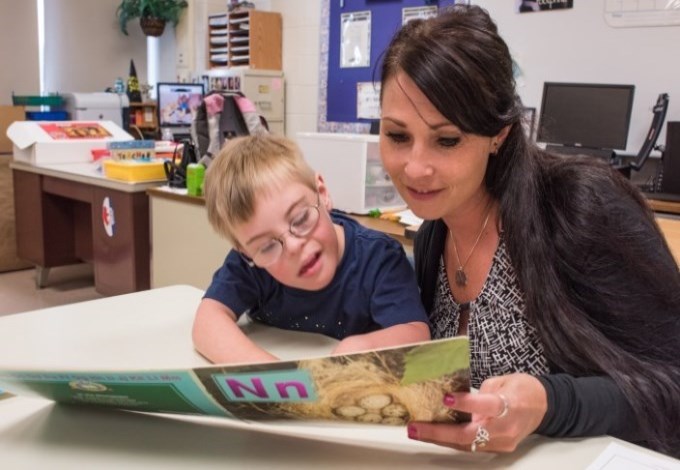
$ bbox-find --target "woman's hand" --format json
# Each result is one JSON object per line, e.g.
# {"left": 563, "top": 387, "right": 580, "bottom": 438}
{"left": 407, "top": 373, "right": 548, "bottom": 453}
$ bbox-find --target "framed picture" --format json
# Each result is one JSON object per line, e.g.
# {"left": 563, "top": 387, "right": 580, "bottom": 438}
{"left": 522, "top": 107, "right": 537, "bottom": 141}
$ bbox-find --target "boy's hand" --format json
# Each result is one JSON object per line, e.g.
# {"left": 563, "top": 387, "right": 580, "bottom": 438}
{"left": 330, "top": 322, "right": 430, "bottom": 355}
{"left": 331, "top": 335, "right": 371, "bottom": 355}
{"left": 192, "top": 298, "right": 280, "bottom": 364}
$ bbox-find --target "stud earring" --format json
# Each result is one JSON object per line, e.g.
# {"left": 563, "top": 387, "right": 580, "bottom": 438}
{"left": 491, "top": 141, "right": 500, "bottom": 156}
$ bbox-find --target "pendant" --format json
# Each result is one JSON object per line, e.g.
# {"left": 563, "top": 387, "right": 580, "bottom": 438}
{"left": 455, "top": 267, "right": 467, "bottom": 287}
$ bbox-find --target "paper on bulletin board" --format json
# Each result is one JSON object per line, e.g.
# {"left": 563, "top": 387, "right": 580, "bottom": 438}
{"left": 340, "top": 11, "right": 371, "bottom": 68}
{"left": 402, "top": 6, "right": 437, "bottom": 25}
{"left": 604, "top": 0, "right": 680, "bottom": 28}
{"left": 357, "top": 82, "right": 381, "bottom": 120}
{"left": 516, "top": 0, "right": 573, "bottom": 13}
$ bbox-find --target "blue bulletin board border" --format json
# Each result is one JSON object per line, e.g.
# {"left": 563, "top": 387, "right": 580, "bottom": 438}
{"left": 318, "top": 0, "right": 458, "bottom": 133}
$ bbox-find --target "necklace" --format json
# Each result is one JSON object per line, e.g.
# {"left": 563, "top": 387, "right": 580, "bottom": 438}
{"left": 449, "top": 206, "right": 492, "bottom": 287}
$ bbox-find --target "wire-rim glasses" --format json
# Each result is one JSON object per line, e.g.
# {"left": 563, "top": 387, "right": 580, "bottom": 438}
{"left": 243, "top": 194, "right": 322, "bottom": 268}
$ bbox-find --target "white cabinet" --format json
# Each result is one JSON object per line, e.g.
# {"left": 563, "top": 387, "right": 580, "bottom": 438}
{"left": 149, "top": 189, "right": 232, "bottom": 289}
{"left": 296, "top": 132, "right": 405, "bottom": 214}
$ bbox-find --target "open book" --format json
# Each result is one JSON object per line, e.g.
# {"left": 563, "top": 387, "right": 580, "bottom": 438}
{"left": 0, "top": 336, "right": 470, "bottom": 426}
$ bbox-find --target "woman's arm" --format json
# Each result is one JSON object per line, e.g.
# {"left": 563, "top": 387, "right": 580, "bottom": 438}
{"left": 192, "top": 298, "right": 279, "bottom": 364}
{"left": 405, "top": 372, "right": 641, "bottom": 451}
{"left": 535, "top": 374, "right": 642, "bottom": 442}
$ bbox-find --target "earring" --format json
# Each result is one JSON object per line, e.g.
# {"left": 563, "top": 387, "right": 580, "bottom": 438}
{"left": 491, "top": 141, "right": 499, "bottom": 156}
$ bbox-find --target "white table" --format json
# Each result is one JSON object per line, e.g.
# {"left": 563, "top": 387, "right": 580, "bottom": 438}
{"left": 0, "top": 285, "right": 676, "bottom": 469}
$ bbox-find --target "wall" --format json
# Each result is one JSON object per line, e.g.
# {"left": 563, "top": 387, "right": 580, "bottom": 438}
{"left": 172, "top": 0, "right": 312, "bottom": 136}
{"left": 6, "top": 1, "right": 672, "bottom": 150}
{"left": 269, "top": 0, "right": 322, "bottom": 138}
{"left": 290, "top": 0, "right": 678, "bottom": 153}
{"left": 43, "top": 0, "right": 147, "bottom": 94}
{"left": 475, "top": 0, "right": 679, "bottom": 154}
{"left": 0, "top": 1, "right": 40, "bottom": 104}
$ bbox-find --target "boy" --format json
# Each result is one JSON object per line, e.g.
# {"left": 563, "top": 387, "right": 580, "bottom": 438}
{"left": 192, "top": 134, "right": 430, "bottom": 364}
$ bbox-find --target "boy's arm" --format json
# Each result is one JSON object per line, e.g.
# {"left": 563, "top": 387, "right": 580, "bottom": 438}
{"left": 330, "top": 321, "right": 430, "bottom": 355}
{"left": 192, "top": 298, "right": 279, "bottom": 364}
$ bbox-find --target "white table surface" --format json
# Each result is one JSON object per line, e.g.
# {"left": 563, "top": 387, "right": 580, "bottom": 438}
{"left": 0, "top": 285, "right": 676, "bottom": 469}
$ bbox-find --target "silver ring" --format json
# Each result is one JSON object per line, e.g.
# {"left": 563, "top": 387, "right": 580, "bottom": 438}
{"left": 496, "top": 393, "right": 510, "bottom": 419}
{"left": 470, "top": 425, "right": 490, "bottom": 453}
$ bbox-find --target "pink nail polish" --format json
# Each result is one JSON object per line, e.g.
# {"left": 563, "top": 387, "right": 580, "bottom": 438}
{"left": 443, "top": 394, "right": 456, "bottom": 407}
{"left": 407, "top": 423, "right": 419, "bottom": 440}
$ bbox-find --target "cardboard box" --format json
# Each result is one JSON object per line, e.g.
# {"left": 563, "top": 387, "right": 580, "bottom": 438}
{"left": 0, "top": 106, "right": 26, "bottom": 154}
{"left": 6, "top": 120, "right": 133, "bottom": 165}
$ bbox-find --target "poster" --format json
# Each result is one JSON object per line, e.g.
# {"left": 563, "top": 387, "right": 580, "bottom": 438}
{"left": 402, "top": 6, "right": 438, "bottom": 25}
{"left": 357, "top": 82, "right": 381, "bottom": 120}
{"left": 340, "top": 11, "right": 371, "bottom": 68}
{"left": 516, "top": 0, "right": 573, "bottom": 13}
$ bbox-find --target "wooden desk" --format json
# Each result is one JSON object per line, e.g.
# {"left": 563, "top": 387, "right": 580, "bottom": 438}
{"left": 656, "top": 216, "right": 680, "bottom": 264}
{"left": 647, "top": 198, "right": 680, "bottom": 216}
{"left": 11, "top": 161, "right": 162, "bottom": 295}
{"left": 0, "top": 286, "right": 677, "bottom": 469}
{"left": 393, "top": 213, "right": 680, "bottom": 265}
{"left": 349, "top": 214, "right": 413, "bottom": 249}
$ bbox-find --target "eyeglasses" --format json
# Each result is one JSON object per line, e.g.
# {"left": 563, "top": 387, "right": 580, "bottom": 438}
{"left": 243, "top": 195, "right": 322, "bottom": 268}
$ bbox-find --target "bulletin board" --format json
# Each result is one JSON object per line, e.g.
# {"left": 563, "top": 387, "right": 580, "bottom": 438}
{"left": 320, "top": 0, "right": 458, "bottom": 132}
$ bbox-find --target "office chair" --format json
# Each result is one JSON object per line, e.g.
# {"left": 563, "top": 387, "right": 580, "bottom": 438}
{"left": 616, "top": 93, "right": 669, "bottom": 179}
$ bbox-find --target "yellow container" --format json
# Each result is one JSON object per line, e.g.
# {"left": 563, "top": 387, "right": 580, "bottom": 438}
{"left": 102, "top": 159, "right": 167, "bottom": 182}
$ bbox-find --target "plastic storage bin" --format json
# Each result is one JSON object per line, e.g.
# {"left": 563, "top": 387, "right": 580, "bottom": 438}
{"left": 102, "top": 159, "right": 167, "bottom": 182}
{"left": 25, "top": 111, "right": 69, "bottom": 121}
{"left": 297, "top": 132, "right": 405, "bottom": 214}
{"left": 12, "top": 94, "right": 64, "bottom": 107}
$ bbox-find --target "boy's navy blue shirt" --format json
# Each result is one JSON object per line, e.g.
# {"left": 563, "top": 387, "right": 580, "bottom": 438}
{"left": 204, "top": 211, "right": 429, "bottom": 339}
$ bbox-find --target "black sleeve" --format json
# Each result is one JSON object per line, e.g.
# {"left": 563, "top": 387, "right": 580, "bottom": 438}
{"left": 535, "top": 374, "right": 644, "bottom": 444}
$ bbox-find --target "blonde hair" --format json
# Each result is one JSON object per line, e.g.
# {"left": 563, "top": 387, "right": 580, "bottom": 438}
{"left": 204, "top": 134, "right": 317, "bottom": 246}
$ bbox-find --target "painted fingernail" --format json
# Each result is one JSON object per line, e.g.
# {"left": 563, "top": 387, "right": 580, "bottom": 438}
{"left": 443, "top": 393, "right": 456, "bottom": 407}
{"left": 407, "top": 423, "right": 419, "bottom": 440}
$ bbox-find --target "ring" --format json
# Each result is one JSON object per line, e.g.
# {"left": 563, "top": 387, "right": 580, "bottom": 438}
{"left": 470, "top": 425, "right": 490, "bottom": 453}
{"left": 496, "top": 393, "right": 510, "bottom": 419}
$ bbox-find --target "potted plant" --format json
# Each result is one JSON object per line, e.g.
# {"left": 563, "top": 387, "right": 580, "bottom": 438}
{"left": 116, "top": 0, "right": 188, "bottom": 37}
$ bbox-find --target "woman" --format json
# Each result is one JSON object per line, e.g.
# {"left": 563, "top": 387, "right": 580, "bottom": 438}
{"left": 379, "top": 4, "right": 680, "bottom": 457}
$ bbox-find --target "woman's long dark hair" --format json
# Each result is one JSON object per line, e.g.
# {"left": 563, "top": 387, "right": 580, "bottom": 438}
{"left": 381, "top": 5, "right": 680, "bottom": 456}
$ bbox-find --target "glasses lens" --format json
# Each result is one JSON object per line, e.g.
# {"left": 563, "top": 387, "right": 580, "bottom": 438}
{"left": 253, "top": 240, "right": 283, "bottom": 267}
{"left": 290, "top": 205, "right": 320, "bottom": 237}
{"left": 251, "top": 201, "right": 320, "bottom": 267}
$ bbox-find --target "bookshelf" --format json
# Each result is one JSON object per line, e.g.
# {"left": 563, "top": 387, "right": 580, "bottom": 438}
{"left": 208, "top": 10, "right": 282, "bottom": 70}
{"left": 128, "top": 102, "right": 158, "bottom": 138}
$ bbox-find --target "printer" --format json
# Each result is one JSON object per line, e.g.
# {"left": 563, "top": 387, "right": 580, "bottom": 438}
{"left": 62, "top": 92, "right": 130, "bottom": 128}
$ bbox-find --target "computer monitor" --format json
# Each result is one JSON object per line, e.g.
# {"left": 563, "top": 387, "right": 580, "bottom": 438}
{"left": 156, "top": 82, "right": 205, "bottom": 138}
{"left": 537, "top": 82, "right": 635, "bottom": 157}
